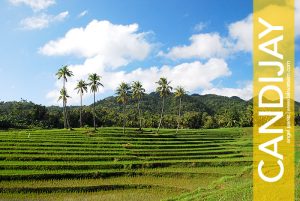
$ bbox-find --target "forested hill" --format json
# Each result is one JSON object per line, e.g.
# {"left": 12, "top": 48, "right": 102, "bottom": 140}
{"left": 0, "top": 94, "right": 300, "bottom": 129}
{"left": 96, "top": 93, "right": 251, "bottom": 117}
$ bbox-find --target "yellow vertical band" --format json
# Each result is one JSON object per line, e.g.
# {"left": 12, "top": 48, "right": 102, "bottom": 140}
{"left": 253, "top": 0, "right": 294, "bottom": 200}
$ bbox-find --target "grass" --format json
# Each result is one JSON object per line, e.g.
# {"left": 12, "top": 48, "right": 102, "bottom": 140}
{"left": 0, "top": 127, "right": 252, "bottom": 200}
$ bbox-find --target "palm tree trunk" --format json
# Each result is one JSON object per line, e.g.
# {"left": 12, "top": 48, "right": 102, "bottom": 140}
{"left": 176, "top": 98, "right": 182, "bottom": 134}
{"left": 123, "top": 103, "right": 126, "bottom": 134}
{"left": 63, "top": 100, "right": 67, "bottom": 129}
{"left": 157, "top": 97, "right": 165, "bottom": 134}
{"left": 80, "top": 92, "right": 82, "bottom": 128}
{"left": 138, "top": 100, "right": 142, "bottom": 130}
{"left": 93, "top": 92, "right": 96, "bottom": 130}
{"left": 63, "top": 79, "right": 67, "bottom": 129}
{"left": 66, "top": 104, "right": 71, "bottom": 129}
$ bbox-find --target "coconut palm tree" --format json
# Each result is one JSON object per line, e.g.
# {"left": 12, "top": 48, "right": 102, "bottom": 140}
{"left": 58, "top": 88, "right": 71, "bottom": 129}
{"left": 174, "top": 86, "right": 186, "bottom": 134}
{"left": 131, "top": 81, "right": 145, "bottom": 131}
{"left": 88, "top": 73, "right": 103, "bottom": 130}
{"left": 56, "top": 65, "right": 73, "bottom": 129}
{"left": 75, "top": 80, "right": 88, "bottom": 128}
{"left": 156, "top": 77, "right": 172, "bottom": 134}
{"left": 116, "top": 82, "right": 132, "bottom": 134}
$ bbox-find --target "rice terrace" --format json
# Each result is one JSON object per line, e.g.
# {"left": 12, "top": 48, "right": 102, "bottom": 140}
{"left": 0, "top": 127, "right": 254, "bottom": 201}
{"left": 1, "top": 126, "right": 300, "bottom": 200}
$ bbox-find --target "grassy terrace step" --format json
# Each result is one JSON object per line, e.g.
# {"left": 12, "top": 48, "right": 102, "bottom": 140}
{"left": 95, "top": 137, "right": 236, "bottom": 140}
{"left": 0, "top": 137, "right": 240, "bottom": 143}
{"left": 0, "top": 150, "right": 131, "bottom": 155}
{"left": 0, "top": 165, "right": 251, "bottom": 181}
{"left": 0, "top": 155, "right": 138, "bottom": 161}
{"left": 0, "top": 138, "right": 236, "bottom": 144}
{"left": 0, "top": 167, "right": 245, "bottom": 187}
{"left": 0, "top": 184, "right": 183, "bottom": 193}
{"left": 130, "top": 149, "right": 242, "bottom": 155}
{"left": 0, "top": 153, "right": 244, "bottom": 162}
{"left": 0, "top": 168, "right": 238, "bottom": 180}
{"left": 0, "top": 146, "right": 242, "bottom": 152}
{"left": 0, "top": 133, "right": 236, "bottom": 138}
{"left": 0, "top": 158, "right": 252, "bottom": 172}
{"left": 0, "top": 138, "right": 237, "bottom": 145}
{"left": 0, "top": 177, "right": 217, "bottom": 198}
{"left": 0, "top": 142, "right": 240, "bottom": 149}
{"left": 0, "top": 172, "right": 135, "bottom": 181}
{"left": 0, "top": 138, "right": 237, "bottom": 143}
{"left": 0, "top": 130, "right": 242, "bottom": 137}
{"left": 0, "top": 157, "right": 253, "bottom": 165}
{"left": 0, "top": 149, "right": 242, "bottom": 156}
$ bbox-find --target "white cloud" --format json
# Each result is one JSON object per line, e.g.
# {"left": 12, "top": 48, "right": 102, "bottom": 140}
{"left": 54, "top": 11, "right": 69, "bottom": 21}
{"left": 20, "top": 11, "right": 69, "bottom": 30}
{"left": 228, "top": 14, "right": 252, "bottom": 52}
{"left": 160, "top": 15, "right": 253, "bottom": 60}
{"left": 201, "top": 81, "right": 253, "bottom": 100}
{"left": 78, "top": 10, "right": 88, "bottom": 18}
{"left": 39, "top": 20, "right": 152, "bottom": 65}
{"left": 225, "top": 1, "right": 299, "bottom": 53}
{"left": 162, "top": 33, "right": 228, "bottom": 60}
{"left": 46, "top": 58, "right": 231, "bottom": 105}
{"left": 113, "top": 58, "right": 231, "bottom": 92}
{"left": 9, "top": 0, "right": 55, "bottom": 11}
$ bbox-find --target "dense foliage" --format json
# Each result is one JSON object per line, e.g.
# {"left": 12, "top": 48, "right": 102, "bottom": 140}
{"left": 1, "top": 94, "right": 300, "bottom": 129}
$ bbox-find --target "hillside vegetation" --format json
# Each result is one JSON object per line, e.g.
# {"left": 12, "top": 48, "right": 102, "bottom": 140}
{"left": 2, "top": 93, "right": 300, "bottom": 130}
{"left": 0, "top": 94, "right": 255, "bottom": 129}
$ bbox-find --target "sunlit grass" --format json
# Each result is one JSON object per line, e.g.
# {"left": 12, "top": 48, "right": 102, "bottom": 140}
{"left": 0, "top": 127, "right": 255, "bottom": 200}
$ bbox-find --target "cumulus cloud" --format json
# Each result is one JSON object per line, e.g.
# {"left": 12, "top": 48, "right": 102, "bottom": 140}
{"left": 226, "top": 1, "right": 299, "bottom": 52}
{"left": 201, "top": 81, "right": 253, "bottom": 100}
{"left": 46, "top": 57, "right": 231, "bottom": 105}
{"left": 20, "top": 11, "right": 68, "bottom": 30}
{"left": 160, "top": 15, "right": 253, "bottom": 60}
{"left": 9, "top": 0, "right": 55, "bottom": 11}
{"left": 39, "top": 20, "right": 152, "bottom": 66}
{"left": 161, "top": 33, "right": 228, "bottom": 60}
{"left": 228, "top": 14, "right": 252, "bottom": 52}
{"left": 108, "top": 58, "right": 231, "bottom": 92}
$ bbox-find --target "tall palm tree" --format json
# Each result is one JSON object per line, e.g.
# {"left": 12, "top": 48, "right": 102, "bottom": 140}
{"left": 156, "top": 77, "right": 172, "bottom": 134}
{"left": 132, "top": 81, "right": 145, "bottom": 131}
{"left": 88, "top": 73, "right": 103, "bottom": 130}
{"left": 116, "top": 82, "right": 132, "bottom": 134}
{"left": 174, "top": 86, "right": 186, "bottom": 134}
{"left": 58, "top": 88, "right": 71, "bottom": 129}
{"left": 75, "top": 80, "right": 88, "bottom": 128}
{"left": 56, "top": 65, "right": 73, "bottom": 129}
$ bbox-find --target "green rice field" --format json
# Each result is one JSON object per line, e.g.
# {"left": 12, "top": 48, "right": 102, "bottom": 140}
{"left": 0, "top": 127, "right": 296, "bottom": 200}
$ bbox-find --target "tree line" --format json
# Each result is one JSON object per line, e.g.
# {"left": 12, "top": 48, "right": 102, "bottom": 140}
{"left": 56, "top": 66, "right": 187, "bottom": 133}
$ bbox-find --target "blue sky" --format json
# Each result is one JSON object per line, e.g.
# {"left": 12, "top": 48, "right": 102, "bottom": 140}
{"left": 0, "top": 0, "right": 299, "bottom": 105}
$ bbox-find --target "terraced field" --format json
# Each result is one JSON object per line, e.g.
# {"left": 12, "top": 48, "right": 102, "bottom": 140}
{"left": 0, "top": 127, "right": 253, "bottom": 200}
